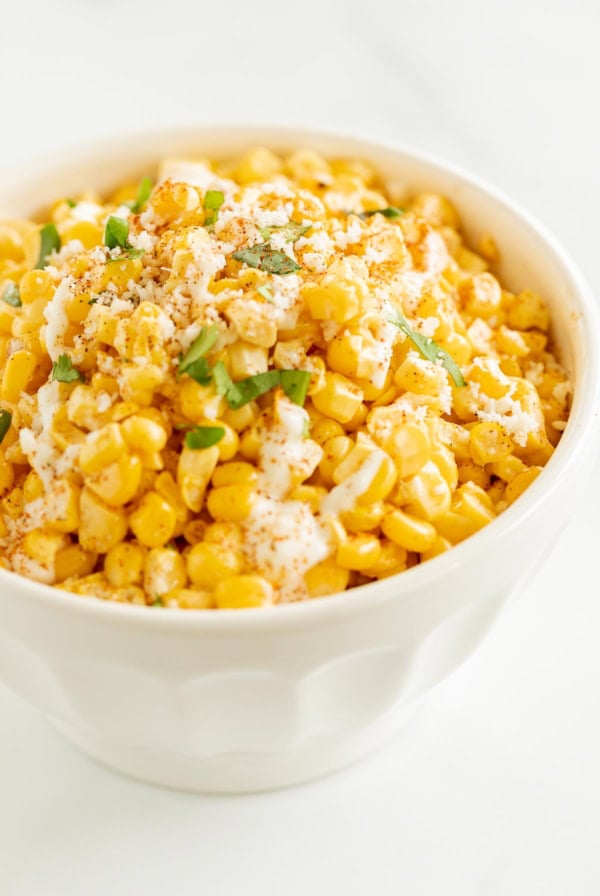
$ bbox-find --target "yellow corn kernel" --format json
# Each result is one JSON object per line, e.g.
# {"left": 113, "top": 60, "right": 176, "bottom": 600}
{"left": 88, "top": 305, "right": 118, "bottom": 346}
{"left": 2, "top": 485, "right": 24, "bottom": 519}
{"left": 164, "top": 588, "right": 214, "bottom": 609}
{"left": 118, "top": 364, "right": 165, "bottom": 406}
{"left": 226, "top": 302, "right": 277, "bottom": 348}
{"left": 457, "top": 461, "right": 491, "bottom": 490}
{"left": 385, "top": 420, "right": 431, "bottom": 479}
{"left": 154, "top": 471, "right": 189, "bottom": 535}
{"left": 78, "top": 422, "right": 125, "bottom": 475}
{"left": 362, "top": 539, "right": 407, "bottom": 579}
{"left": 239, "top": 424, "right": 262, "bottom": 461}
{"left": 421, "top": 535, "right": 452, "bottom": 561}
{"left": 79, "top": 487, "right": 128, "bottom": 553}
{"left": 0, "top": 454, "right": 15, "bottom": 497}
{"left": 121, "top": 415, "right": 167, "bottom": 452}
{"left": 305, "top": 557, "right": 350, "bottom": 597}
{"left": 496, "top": 325, "right": 530, "bottom": 358}
{"left": 214, "top": 574, "right": 274, "bottom": 609}
{"left": 302, "top": 262, "right": 367, "bottom": 323}
{"left": 318, "top": 434, "right": 354, "bottom": 484}
{"left": 143, "top": 548, "right": 187, "bottom": 598}
{"left": 486, "top": 479, "right": 506, "bottom": 505}
{"left": 186, "top": 541, "right": 243, "bottom": 589}
{"left": 286, "top": 148, "right": 331, "bottom": 186}
{"left": 99, "top": 256, "right": 143, "bottom": 292}
{"left": 152, "top": 180, "right": 201, "bottom": 222}
{"left": 0, "top": 303, "right": 18, "bottom": 335}
{"left": 381, "top": 508, "right": 437, "bottom": 553}
{"left": 182, "top": 519, "right": 207, "bottom": 545}
{"left": 129, "top": 491, "right": 177, "bottom": 548}
{"left": 455, "top": 245, "right": 488, "bottom": 273}
{"left": 104, "top": 542, "right": 146, "bottom": 587}
{"left": 67, "top": 385, "right": 111, "bottom": 430}
{"left": 54, "top": 544, "right": 97, "bottom": 582}
{"left": 44, "top": 481, "right": 80, "bottom": 533}
{"left": 311, "top": 417, "right": 344, "bottom": 446}
{"left": 1, "top": 350, "right": 37, "bottom": 402}
{"left": 177, "top": 444, "right": 219, "bottom": 512}
{"left": 22, "top": 464, "right": 44, "bottom": 504}
{"left": 394, "top": 353, "right": 450, "bottom": 407}
{"left": 469, "top": 421, "right": 514, "bottom": 465}
{"left": 19, "top": 270, "right": 54, "bottom": 305}
{"left": 507, "top": 290, "right": 550, "bottom": 331}
{"left": 461, "top": 272, "right": 502, "bottom": 319}
{"left": 207, "top": 483, "right": 256, "bottom": 523}
{"left": 179, "top": 378, "right": 226, "bottom": 423}
{"left": 215, "top": 421, "right": 239, "bottom": 461}
{"left": 235, "top": 147, "right": 282, "bottom": 183}
{"left": 311, "top": 372, "right": 363, "bottom": 423}
{"left": 211, "top": 461, "right": 258, "bottom": 488}
{"left": 223, "top": 401, "right": 259, "bottom": 432}
{"left": 336, "top": 533, "right": 382, "bottom": 571}
{"left": 469, "top": 362, "right": 510, "bottom": 399}
{"left": 227, "top": 342, "right": 268, "bottom": 379}
{"left": 290, "top": 484, "right": 328, "bottom": 514}
{"left": 340, "top": 500, "right": 384, "bottom": 532}
{"left": 326, "top": 330, "right": 364, "bottom": 379}
{"left": 436, "top": 483, "right": 495, "bottom": 543}
{"left": 23, "top": 529, "right": 66, "bottom": 580}
{"left": 402, "top": 460, "right": 452, "bottom": 521}
{"left": 86, "top": 452, "right": 143, "bottom": 507}
{"left": 60, "top": 220, "right": 103, "bottom": 249}
{"left": 333, "top": 440, "right": 397, "bottom": 504}
{"left": 505, "top": 466, "right": 542, "bottom": 504}
{"left": 487, "top": 454, "right": 526, "bottom": 482}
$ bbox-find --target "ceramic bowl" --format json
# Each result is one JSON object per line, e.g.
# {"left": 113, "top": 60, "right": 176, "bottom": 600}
{"left": 0, "top": 126, "right": 598, "bottom": 793}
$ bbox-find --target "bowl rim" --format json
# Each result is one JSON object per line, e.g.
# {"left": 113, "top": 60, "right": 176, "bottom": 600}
{"left": 1, "top": 122, "right": 599, "bottom": 632}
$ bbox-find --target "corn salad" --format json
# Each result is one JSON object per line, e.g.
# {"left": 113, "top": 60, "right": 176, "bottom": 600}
{"left": 0, "top": 148, "right": 571, "bottom": 608}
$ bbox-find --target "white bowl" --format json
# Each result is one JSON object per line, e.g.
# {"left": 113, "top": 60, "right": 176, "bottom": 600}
{"left": 1, "top": 126, "right": 598, "bottom": 793}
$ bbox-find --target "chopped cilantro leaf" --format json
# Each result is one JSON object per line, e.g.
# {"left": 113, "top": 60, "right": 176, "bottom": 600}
{"left": 0, "top": 409, "right": 12, "bottom": 445}
{"left": 279, "top": 369, "right": 311, "bottom": 406}
{"left": 256, "top": 284, "right": 274, "bottom": 302}
{"left": 1, "top": 282, "right": 21, "bottom": 308}
{"left": 178, "top": 325, "right": 218, "bottom": 376}
{"left": 204, "top": 190, "right": 225, "bottom": 227}
{"left": 184, "top": 425, "right": 225, "bottom": 450}
{"left": 259, "top": 222, "right": 312, "bottom": 242}
{"left": 387, "top": 310, "right": 466, "bottom": 387}
{"left": 129, "top": 176, "right": 153, "bottom": 214}
{"left": 360, "top": 207, "right": 405, "bottom": 219}
{"left": 51, "top": 354, "right": 83, "bottom": 384}
{"left": 35, "top": 223, "right": 61, "bottom": 269}
{"left": 232, "top": 243, "right": 300, "bottom": 275}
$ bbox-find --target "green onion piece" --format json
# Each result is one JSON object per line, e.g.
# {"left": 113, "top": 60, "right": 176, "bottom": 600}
{"left": 204, "top": 190, "right": 225, "bottom": 227}
{"left": 0, "top": 409, "right": 12, "bottom": 445}
{"left": 256, "top": 284, "right": 274, "bottom": 302}
{"left": 129, "top": 176, "right": 153, "bottom": 214}
{"left": 360, "top": 207, "right": 405, "bottom": 219}
{"left": 35, "top": 223, "right": 61, "bottom": 269}
{"left": 65, "top": 199, "right": 77, "bottom": 209}
{"left": 259, "top": 222, "right": 312, "bottom": 242}
{"left": 152, "top": 597, "right": 164, "bottom": 607}
{"left": 104, "top": 216, "right": 130, "bottom": 249}
{"left": 232, "top": 244, "right": 301, "bottom": 275}
{"left": 184, "top": 425, "right": 225, "bottom": 450}
{"left": 105, "top": 247, "right": 145, "bottom": 263}
{"left": 51, "top": 353, "right": 83, "bottom": 383}
{"left": 178, "top": 325, "right": 218, "bottom": 376}
{"left": 279, "top": 369, "right": 311, "bottom": 406}
{"left": 1, "top": 282, "right": 21, "bottom": 308}
{"left": 302, "top": 418, "right": 310, "bottom": 439}
{"left": 387, "top": 310, "right": 466, "bottom": 387}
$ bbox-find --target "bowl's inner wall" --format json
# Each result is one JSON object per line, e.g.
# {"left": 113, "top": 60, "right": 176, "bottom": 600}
{"left": 0, "top": 127, "right": 581, "bottom": 382}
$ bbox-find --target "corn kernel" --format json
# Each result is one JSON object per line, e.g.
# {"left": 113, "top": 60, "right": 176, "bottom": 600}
{"left": 214, "top": 574, "right": 274, "bottom": 609}
{"left": 469, "top": 421, "right": 514, "bottom": 465}
{"left": 312, "top": 372, "right": 363, "bottom": 423}
{"left": 177, "top": 444, "right": 219, "bottom": 512}
{"left": 79, "top": 422, "right": 125, "bottom": 475}
{"left": 54, "top": 544, "right": 97, "bottom": 582}
{"left": 129, "top": 491, "right": 177, "bottom": 548}
{"left": 381, "top": 508, "right": 437, "bottom": 553}
{"left": 79, "top": 487, "right": 128, "bottom": 553}
{"left": 211, "top": 461, "right": 258, "bottom": 488}
{"left": 121, "top": 415, "right": 167, "bottom": 452}
{"left": 186, "top": 541, "right": 243, "bottom": 589}
{"left": 104, "top": 542, "right": 146, "bottom": 587}
{"left": 144, "top": 547, "right": 187, "bottom": 598}
{"left": 207, "top": 483, "right": 256, "bottom": 523}
{"left": 164, "top": 588, "right": 214, "bottom": 609}
{"left": 1, "top": 350, "right": 37, "bottom": 402}
{"left": 305, "top": 557, "right": 350, "bottom": 597}
{"left": 505, "top": 466, "right": 542, "bottom": 504}
{"left": 86, "top": 453, "right": 142, "bottom": 507}
{"left": 336, "top": 533, "right": 382, "bottom": 570}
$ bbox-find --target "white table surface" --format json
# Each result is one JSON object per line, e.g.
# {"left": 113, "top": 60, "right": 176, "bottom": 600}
{"left": 1, "top": 1, "right": 599, "bottom": 893}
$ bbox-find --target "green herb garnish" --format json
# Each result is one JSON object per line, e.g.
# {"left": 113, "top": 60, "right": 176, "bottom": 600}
{"left": 51, "top": 354, "right": 83, "bottom": 384}
{"left": 178, "top": 325, "right": 218, "bottom": 376}
{"left": 1, "top": 282, "right": 21, "bottom": 308}
{"left": 232, "top": 244, "right": 301, "bottom": 275}
{"left": 0, "top": 409, "right": 12, "bottom": 445}
{"left": 259, "top": 222, "right": 311, "bottom": 242}
{"left": 88, "top": 297, "right": 99, "bottom": 305}
{"left": 256, "top": 284, "right": 274, "bottom": 302}
{"left": 279, "top": 369, "right": 312, "bottom": 406}
{"left": 152, "top": 597, "right": 164, "bottom": 607}
{"left": 302, "top": 418, "right": 310, "bottom": 439}
{"left": 204, "top": 190, "right": 225, "bottom": 227}
{"left": 360, "top": 207, "right": 405, "bottom": 219}
{"left": 184, "top": 425, "right": 225, "bottom": 450}
{"left": 35, "top": 223, "right": 61, "bottom": 269}
{"left": 65, "top": 199, "right": 77, "bottom": 209}
{"left": 104, "top": 215, "right": 144, "bottom": 262}
{"left": 212, "top": 363, "right": 311, "bottom": 409}
{"left": 129, "top": 176, "right": 153, "bottom": 214}
{"left": 387, "top": 310, "right": 466, "bottom": 387}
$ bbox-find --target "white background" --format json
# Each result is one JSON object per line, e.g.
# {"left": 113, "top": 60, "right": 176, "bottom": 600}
{"left": 1, "top": 1, "right": 599, "bottom": 893}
